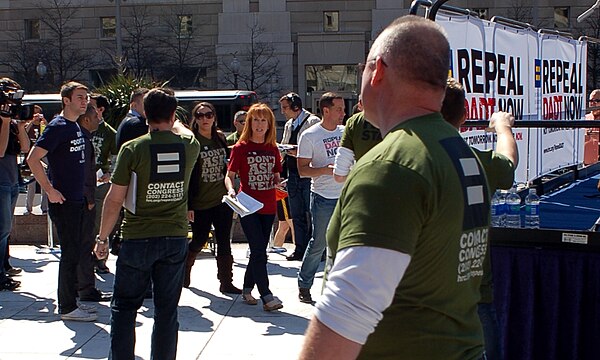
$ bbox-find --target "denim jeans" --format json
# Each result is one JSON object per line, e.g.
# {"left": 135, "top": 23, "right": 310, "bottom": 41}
{"left": 287, "top": 171, "right": 311, "bottom": 253}
{"left": 298, "top": 192, "right": 337, "bottom": 289}
{"left": 0, "top": 184, "right": 19, "bottom": 283}
{"left": 77, "top": 204, "right": 96, "bottom": 295}
{"left": 478, "top": 302, "right": 502, "bottom": 360}
{"left": 189, "top": 202, "right": 233, "bottom": 256}
{"left": 240, "top": 213, "right": 275, "bottom": 300}
{"left": 48, "top": 200, "right": 84, "bottom": 314}
{"left": 109, "top": 236, "right": 187, "bottom": 360}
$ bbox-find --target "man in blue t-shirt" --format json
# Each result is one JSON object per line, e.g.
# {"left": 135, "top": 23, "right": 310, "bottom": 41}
{"left": 28, "top": 81, "right": 97, "bottom": 322}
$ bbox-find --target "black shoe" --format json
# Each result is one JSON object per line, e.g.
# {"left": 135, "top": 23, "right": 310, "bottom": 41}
{"left": 299, "top": 288, "right": 313, "bottom": 303}
{"left": 286, "top": 252, "right": 303, "bottom": 261}
{"left": 79, "top": 288, "right": 112, "bottom": 302}
{"left": 6, "top": 267, "right": 22, "bottom": 276}
{"left": 0, "top": 278, "right": 21, "bottom": 291}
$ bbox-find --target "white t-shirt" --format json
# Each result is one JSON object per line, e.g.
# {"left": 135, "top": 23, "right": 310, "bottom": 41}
{"left": 297, "top": 123, "right": 344, "bottom": 199}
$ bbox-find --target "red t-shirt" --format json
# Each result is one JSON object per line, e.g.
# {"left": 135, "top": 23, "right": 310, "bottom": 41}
{"left": 228, "top": 140, "right": 282, "bottom": 214}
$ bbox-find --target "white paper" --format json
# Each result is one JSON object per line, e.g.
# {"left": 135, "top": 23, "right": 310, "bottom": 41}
{"left": 123, "top": 171, "right": 137, "bottom": 214}
{"left": 96, "top": 169, "right": 104, "bottom": 185}
{"left": 222, "top": 191, "right": 263, "bottom": 217}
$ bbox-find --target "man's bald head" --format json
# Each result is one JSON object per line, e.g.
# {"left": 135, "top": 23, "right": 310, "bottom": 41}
{"left": 372, "top": 16, "right": 450, "bottom": 90}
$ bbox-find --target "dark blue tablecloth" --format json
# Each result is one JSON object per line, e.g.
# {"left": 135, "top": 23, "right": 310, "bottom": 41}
{"left": 492, "top": 246, "right": 600, "bottom": 360}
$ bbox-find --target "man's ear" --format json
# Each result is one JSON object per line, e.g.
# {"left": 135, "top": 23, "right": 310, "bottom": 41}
{"left": 370, "top": 58, "right": 386, "bottom": 87}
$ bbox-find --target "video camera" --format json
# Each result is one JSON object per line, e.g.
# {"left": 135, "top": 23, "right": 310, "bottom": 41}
{"left": 0, "top": 80, "right": 34, "bottom": 121}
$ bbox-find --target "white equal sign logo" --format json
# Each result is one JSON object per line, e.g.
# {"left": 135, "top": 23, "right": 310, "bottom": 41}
{"left": 459, "top": 158, "right": 484, "bottom": 205}
{"left": 157, "top": 152, "right": 180, "bottom": 173}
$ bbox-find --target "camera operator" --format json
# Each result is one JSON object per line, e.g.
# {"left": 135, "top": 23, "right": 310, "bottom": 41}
{"left": 0, "top": 77, "right": 30, "bottom": 291}
{"left": 23, "top": 105, "right": 48, "bottom": 215}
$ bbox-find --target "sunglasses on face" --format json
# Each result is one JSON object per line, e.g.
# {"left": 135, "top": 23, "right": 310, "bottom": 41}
{"left": 195, "top": 111, "right": 214, "bottom": 119}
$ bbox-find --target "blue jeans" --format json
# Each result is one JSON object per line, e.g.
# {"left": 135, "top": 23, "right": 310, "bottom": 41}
{"left": 287, "top": 171, "right": 311, "bottom": 253}
{"left": 298, "top": 192, "right": 337, "bottom": 289}
{"left": 109, "top": 236, "right": 187, "bottom": 360}
{"left": 0, "top": 184, "right": 19, "bottom": 283}
{"left": 48, "top": 200, "right": 85, "bottom": 314}
{"left": 478, "top": 302, "right": 502, "bottom": 360}
{"left": 240, "top": 213, "right": 275, "bottom": 300}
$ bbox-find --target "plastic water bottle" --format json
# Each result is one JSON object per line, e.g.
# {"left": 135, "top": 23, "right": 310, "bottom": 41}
{"left": 505, "top": 187, "right": 522, "bottom": 228}
{"left": 498, "top": 190, "right": 507, "bottom": 227}
{"left": 491, "top": 190, "right": 502, "bottom": 227}
{"left": 524, "top": 188, "right": 540, "bottom": 228}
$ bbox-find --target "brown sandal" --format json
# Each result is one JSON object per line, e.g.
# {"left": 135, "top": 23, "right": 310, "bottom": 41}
{"left": 263, "top": 298, "right": 283, "bottom": 312}
{"left": 242, "top": 293, "right": 258, "bottom": 305}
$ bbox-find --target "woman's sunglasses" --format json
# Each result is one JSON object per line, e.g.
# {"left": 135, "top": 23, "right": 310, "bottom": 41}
{"left": 195, "top": 111, "right": 214, "bottom": 119}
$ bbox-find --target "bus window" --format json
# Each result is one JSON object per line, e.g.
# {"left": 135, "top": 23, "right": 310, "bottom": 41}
{"left": 24, "top": 90, "right": 258, "bottom": 133}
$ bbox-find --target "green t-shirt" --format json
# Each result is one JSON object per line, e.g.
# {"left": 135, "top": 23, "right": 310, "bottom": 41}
{"left": 327, "top": 113, "right": 489, "bottom": 360}
{"left": 473, "top": 148, "right": 514, "bottom": 303}
{"left": 111, "top": 130, "right": 200, "bottom": 239}
{"left": 188, "top": 134, "right": 228, "bottom": 210}
{"left": 92, "top": 121, "right": 118, "bottom": 172}
{"left": 226, "top": 131, "right": 240, "bottom": 146}
{"left": 339, "top": 112, "right": 382, "bottom": 160}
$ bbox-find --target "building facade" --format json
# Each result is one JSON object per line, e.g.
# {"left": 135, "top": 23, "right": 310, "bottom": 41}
{"left": 0, "top": 0, "right": 596, "bottom": 114}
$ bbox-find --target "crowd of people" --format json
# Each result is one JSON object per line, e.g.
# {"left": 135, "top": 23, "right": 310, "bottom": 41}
{"left": 0, "top": 14, "right": 528, "bottom": 360}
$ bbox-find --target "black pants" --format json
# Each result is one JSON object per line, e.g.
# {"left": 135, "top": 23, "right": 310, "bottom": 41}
{"left": 189, "top": 202, "right": 233, "bottom": 256}
{"left": 77, "top": 204, "right": 96, "bottom": 295}
{"left": 49, "top": 200, "right": 84, "bottom": 314}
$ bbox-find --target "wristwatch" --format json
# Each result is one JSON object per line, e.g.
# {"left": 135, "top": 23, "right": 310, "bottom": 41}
{"left": 95, "top": 235, "right": 108, "bottom": 245}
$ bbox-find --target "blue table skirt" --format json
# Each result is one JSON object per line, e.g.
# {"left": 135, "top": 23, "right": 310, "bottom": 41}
{"left": 492, "top": 246, "right": 600, "bottom": 360}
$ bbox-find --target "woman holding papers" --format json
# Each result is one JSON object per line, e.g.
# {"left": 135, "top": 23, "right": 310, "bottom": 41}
{"left": 185, "top": 102, "right": 241, "bottom": 294}
{"left": 225, "top": 103, "right": 284, "bottom": 311}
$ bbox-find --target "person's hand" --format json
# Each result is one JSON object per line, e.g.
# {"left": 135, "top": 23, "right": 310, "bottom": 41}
{"left": 487, "top": 111, "right": 514, "bottom": 133}
{"left": 99, "top": 172, "right": 111, "bottom": 183}
{"left": 88, "top": 203, "right": 95, "bottom": 211}
{"left": 286, "top": 148, "right": 298, "bottom": 157}
{"left": 94, "top": 242, "right": 109, "bottom": 260}
{"left": 46, "top": 187, "right": 66, "bottom": 204}
{"left": 227, "top": 188, "right": 237, "bottom": 198}
{"left": 187, "top": 210, "right": 194, "bottom": 222}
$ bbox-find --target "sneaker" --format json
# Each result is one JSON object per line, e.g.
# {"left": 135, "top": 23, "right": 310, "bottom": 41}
{"left": 6, "top": 267, "right": 22, "bottom": 276}
{"left": 268, "top": 247, "right": 287, "bottom": 254}
{"left": 78, "top": 303, "right": 97, "bottom": 313}
{"left": 0, "top": 278, "right": 20, "bottom": 291}
{"left": 263, "top": 297, "right": 283, "bottom": 312}
{"left": 299, "top": 288, "right": 313, "bottom": 303}
{"left": 61, "top": 308, "right": 97, "bottom": 322}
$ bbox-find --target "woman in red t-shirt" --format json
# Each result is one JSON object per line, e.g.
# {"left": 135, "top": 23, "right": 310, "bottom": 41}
{"left": 225, "top": 103, "right": 283, "bottom": 311}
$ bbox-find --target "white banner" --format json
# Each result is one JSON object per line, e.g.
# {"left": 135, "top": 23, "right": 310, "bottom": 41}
{"left": 438, "top": 14, "right": 587, "bottom": 183}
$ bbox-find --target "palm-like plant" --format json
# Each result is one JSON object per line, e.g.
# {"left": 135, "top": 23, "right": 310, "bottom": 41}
{"left": 94, "top": 74, "right": 165, "bottom": 129}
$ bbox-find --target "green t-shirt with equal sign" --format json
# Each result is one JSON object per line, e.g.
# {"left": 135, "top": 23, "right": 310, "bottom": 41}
{"left": 111, "top": 130, "right": 200, "bottom": 239}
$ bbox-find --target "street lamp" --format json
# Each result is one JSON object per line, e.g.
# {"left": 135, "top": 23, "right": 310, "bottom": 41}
{"left": 36, "top": 61, "right": 47, "bottom": 79}
{"left": 109, "top": 0, "right": 125, "bottom": 71}
{"left": 230, "top": 55, "right": 240, "bottom": 89}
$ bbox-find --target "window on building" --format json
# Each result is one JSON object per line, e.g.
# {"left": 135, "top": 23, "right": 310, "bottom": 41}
{"left": 473, "top": 8, "right": 488, "bottom": 20}
{"left": 178, "top": 15, "right": 193, "bottom": 37}
{"left": 101, "top": 17, "right": 116, "bottom": 38}
{"left": 323, "top": 11, "right": 339, "bottom": 32}
{"left": 25, "top": 19, "right": 40, "bottom": 40}
{"left": 554, "top": 7, "right": 569, "bottom": 28}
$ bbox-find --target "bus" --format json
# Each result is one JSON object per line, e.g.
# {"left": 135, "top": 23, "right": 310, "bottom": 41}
{"left": 23, "top": 90, "right": 258, "bottom": 133}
